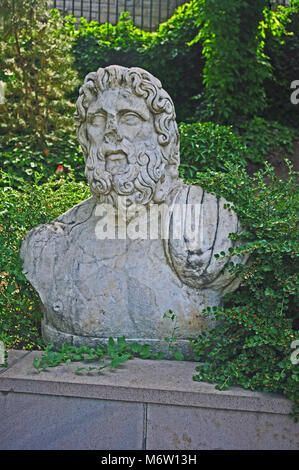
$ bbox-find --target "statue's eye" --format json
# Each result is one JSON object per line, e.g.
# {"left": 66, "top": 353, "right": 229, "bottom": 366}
{"left": 119, "top": 112, "right": 142, "bottom": 125}
{"left": 88, "top": 112, "right": 106, "bottom": 125}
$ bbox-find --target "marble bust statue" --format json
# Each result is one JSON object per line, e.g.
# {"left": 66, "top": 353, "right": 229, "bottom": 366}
{"left": 20, "top": 65, "right": 247, "bottom": 357}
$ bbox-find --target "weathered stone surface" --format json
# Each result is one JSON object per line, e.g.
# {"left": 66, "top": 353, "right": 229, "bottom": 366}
{"left": 1, "top": 351, "right": 294, "bottom": 415}
{"left": 0, "top": 351, "right": 297, "bottom": 450}
{"left": 0, "top": 392, "right": 144, "bottom": 450}
{"left": 146, "top": 404, "right": 299, "bottom": 450}
{"left": 0, "top": 350, "right": 29, "bottom": 375}
{"left": 20, "top": 66, "right": 248, "bottom": 355}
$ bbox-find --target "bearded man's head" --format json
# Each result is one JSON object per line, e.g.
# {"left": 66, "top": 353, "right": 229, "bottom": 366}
{"left": 75, "top": 65, "right": 180, "bottom": 206}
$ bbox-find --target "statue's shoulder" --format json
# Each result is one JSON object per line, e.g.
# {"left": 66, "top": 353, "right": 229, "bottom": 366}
{"left": 20, "top": 197, "right": 96, "bottom": 260}
{"left": 55, "top": 196, "right": 96, "bottom": 228}
{"left": 170, "top": 180, "right": 235, "bottom": 210}
{"left": 165, "top": 181, "right": 245, "bottom": 292}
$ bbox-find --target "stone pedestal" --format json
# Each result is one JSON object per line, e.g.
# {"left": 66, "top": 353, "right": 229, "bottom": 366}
{"left": 0, "top": 351, "right": 298, "bottom": 450}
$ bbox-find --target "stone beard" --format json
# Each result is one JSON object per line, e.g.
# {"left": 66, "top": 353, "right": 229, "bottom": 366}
{"left": 20, "top": 66, "right": 248, "bottom": 358}
{"left": 86, "top": 140, "right": 165, "bottom": 207}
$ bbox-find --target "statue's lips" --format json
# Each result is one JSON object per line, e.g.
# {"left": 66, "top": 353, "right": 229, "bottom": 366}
{"left": 105, "top": 150, "right": 128, "bottom": 175}
{"left": 105, "top": 150, "right": 127, "bottom": 161}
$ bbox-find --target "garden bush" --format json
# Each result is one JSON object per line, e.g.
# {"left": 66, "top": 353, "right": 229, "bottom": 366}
{"left": 0, "top": 172, "right": 90, "bottom": 349}
{"left": 263, "top": 0, "right": 299, "bottom": 127}
{"left": 71, "top": 2, "right": 204, "bottom": 123}
{"left": 0, "top": 2, "right": 79, "bottom": 144}
{"left": 191, "top": 0, "right": 271, "bottom": 124}
{"left": 235, "top": 117, "right": 299, "bottom": 164}
{"left": 190, "top": 0, "right": 299, "bottom": 129}
{"left": 190, "top": 161, "right": 299, "bottom": 419}
{"left": 0, "top": 132, "right": 85, "bottom": 188}
{"left": 179, "top": 121, "right": 247, "bottom": 179}
{"left": 178, "top": 118, "right": 298, "bottom": 180}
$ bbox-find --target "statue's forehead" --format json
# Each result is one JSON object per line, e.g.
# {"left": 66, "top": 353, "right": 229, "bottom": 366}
{"left": 88, "top": 87, "right": 150, "bottom": 117}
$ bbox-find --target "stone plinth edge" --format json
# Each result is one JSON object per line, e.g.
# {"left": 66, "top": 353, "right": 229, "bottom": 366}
{"left": 0, "top": 350, "right": 294, "bottom": 415}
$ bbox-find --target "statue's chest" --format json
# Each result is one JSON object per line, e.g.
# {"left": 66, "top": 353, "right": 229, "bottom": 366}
{"left": 28, "top": 203, "right": 219, "bottom": 341}
{"left": 49, "top": 228, "right": 179, "bottom": 297}
{"left": 43, "top": 228, "right": 194, "bottom": 339}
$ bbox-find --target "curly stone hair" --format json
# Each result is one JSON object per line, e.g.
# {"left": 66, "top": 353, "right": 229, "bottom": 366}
{"left": 75, "top": 65, "right": 180, "bottom": 169}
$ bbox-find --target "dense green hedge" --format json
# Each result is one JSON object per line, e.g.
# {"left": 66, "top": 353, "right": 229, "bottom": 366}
{"left": 71, "top": 3, "right": 204, "bottom": 123}
{"left": 263, "top": 3, "right": 299, "bottom": 126}
{"left": 179, "top": 122, "right": 247, "bottom": 179}
{"left": 189, "top": 0, "right": 299, "bottom": 126}
{"left": 192, "top": 161, "right": 299, "bottom": 420}
{"left": 191, "top": 0, "right": 269, "bottom": 123}
{"left": 0, "top": 173, "right": 90, "bottom": 349}
{"left": 69, "top": 0, "right": 299, "bottom": 127}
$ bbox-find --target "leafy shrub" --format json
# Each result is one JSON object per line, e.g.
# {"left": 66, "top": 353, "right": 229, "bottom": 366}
{"left": 72, "top": 3, "right": 204, "bottom": 123}
{"left": 236, "top": 117, "right": 299, "bottom": 164}
{"left": 0, "top": 132, "right": 85, "bottom": 188}
{"left": 190, "top": 161, "right": 299, "bottom": 419}
{"left": 179, "top": 122, "right": 246, "bottom": 179}
{"left": 178, "top": 118, "right": 298, "bottom": 177}
{"left": 263, "top": 0, "right": 299, "bottom": 127}
{"left": 190, "top": 0, "right": 299, "bottom": 129}
{"left": 0, "top": 3, "right": 79, "bottom": 143}
{"left": 72, "top": 13, "right": 151, "bottom": 74}
{"left": 192, "top": 0, "right": 270, "bottom": 124}
{"left": 0, "top": 173, "right": 90, "bottom": 349}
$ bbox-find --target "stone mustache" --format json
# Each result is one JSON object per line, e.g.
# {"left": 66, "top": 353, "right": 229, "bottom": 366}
{"left": 20, "top": 66, "right": 247, "bottom": 357}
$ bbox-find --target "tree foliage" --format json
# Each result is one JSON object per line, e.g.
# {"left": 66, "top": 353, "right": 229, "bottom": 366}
{"left": 191, "top": 0, "right": 270, "bottom": 123}
{"left": 0, "top": 1, "right": 79, "bottom": 145}
{"left": 191, "top": 161, "right": 299, "bottom": 420}
{"left": 71, "top": 4, "right": 204, "bottom": 123}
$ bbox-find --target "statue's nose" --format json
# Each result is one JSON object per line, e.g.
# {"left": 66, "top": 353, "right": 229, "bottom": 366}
{"left": 104, "top": 117, "right": 122, "bottom": 144}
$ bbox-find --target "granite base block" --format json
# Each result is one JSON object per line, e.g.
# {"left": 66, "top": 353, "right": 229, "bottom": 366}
{"left": 0, "top": 350, "right": 298, "bottom": 450}
{"left": 0, "top": 392, "right": 144, "bottom": 450}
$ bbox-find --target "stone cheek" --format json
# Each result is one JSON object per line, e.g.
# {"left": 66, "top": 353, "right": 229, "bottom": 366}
{"left": 20, "top": 196, "right": 224, "bottom": 347}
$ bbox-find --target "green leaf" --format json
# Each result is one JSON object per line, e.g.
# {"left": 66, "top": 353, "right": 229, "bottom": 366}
{"left": 174, "top": 351, "right": 184, "bottom": 361}
{"left": 140, "top": 344, "right": 151, "bottom": 358}
{"left": 33, "top": 357, "right": 41, "bottom": 370}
